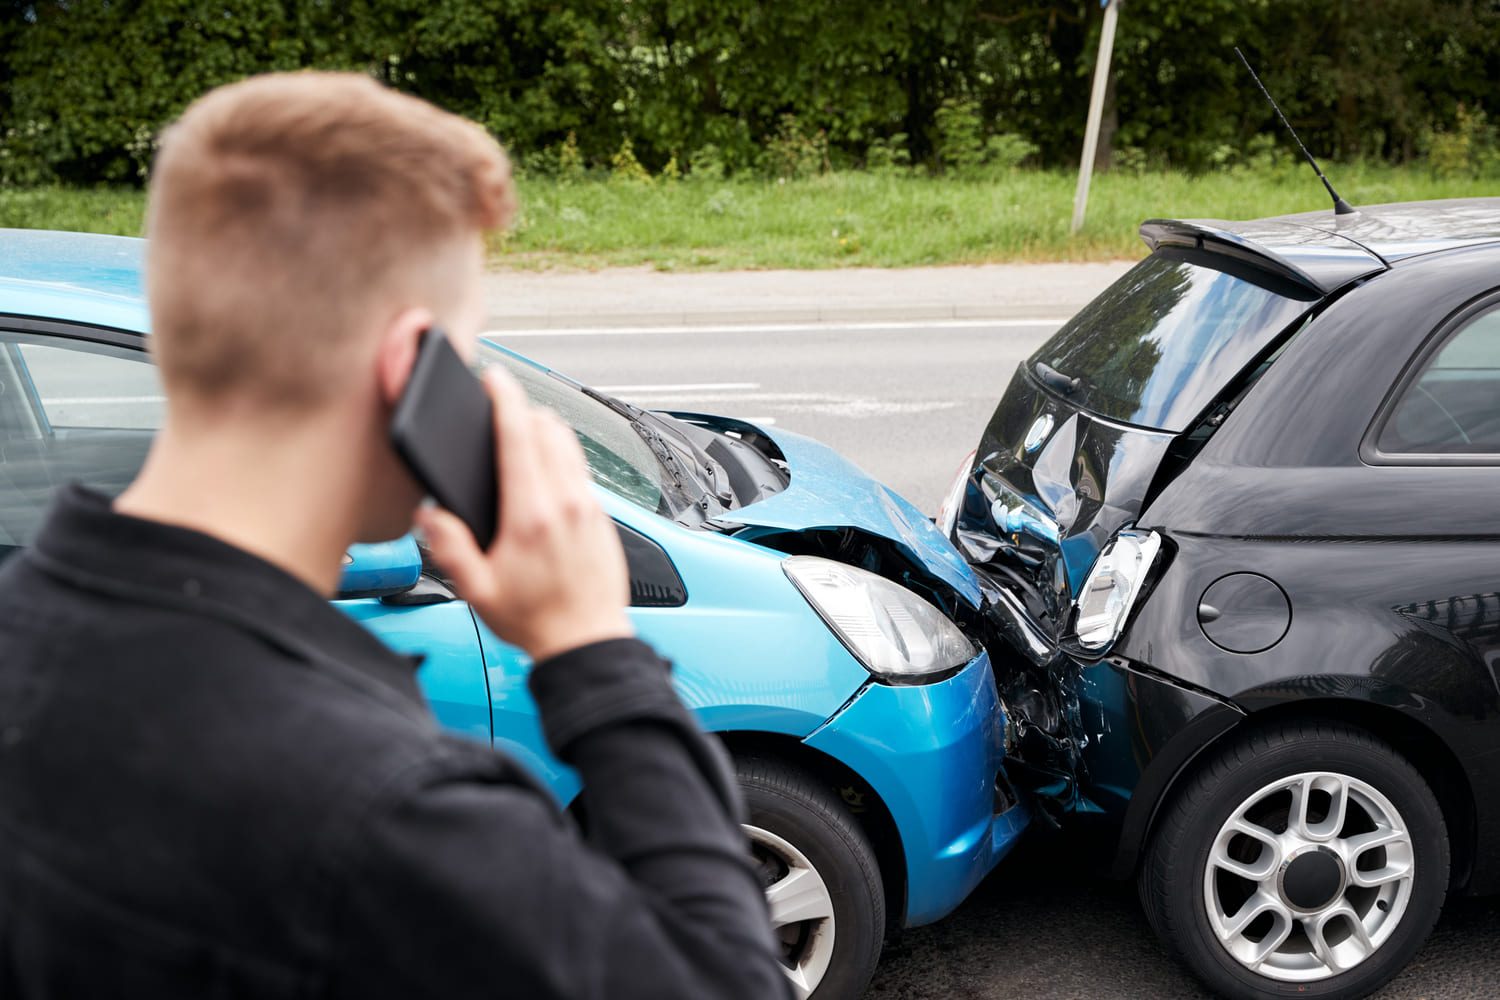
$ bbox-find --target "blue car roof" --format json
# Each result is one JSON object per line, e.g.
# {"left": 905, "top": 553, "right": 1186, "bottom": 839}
{"left": 0, "top": 228, "right": 150, "bottom": 334}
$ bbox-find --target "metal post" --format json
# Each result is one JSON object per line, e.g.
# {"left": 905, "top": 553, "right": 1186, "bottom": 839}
{"left": 1071, "top": 0, "right": 1121, "bottom": 234}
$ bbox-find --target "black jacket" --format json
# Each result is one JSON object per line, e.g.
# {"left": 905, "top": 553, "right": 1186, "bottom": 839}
{"left": 0, "top": 486, "right": 789, "bottom": 999}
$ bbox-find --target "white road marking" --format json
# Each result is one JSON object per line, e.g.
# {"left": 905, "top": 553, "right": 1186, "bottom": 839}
{"left": 593, "top": 381, "right": 760, "bottom": 394}
{"left": 485, "top": 317, "right": 1066, "bottom": 339}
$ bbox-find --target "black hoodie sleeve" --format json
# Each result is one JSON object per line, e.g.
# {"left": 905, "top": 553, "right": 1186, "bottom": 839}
{"left": 331, "top": 638, "right": 791, "bottom": 1000}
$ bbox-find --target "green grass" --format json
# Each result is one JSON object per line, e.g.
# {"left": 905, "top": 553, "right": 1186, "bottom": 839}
{"left": 0, "top": 186, "right": 149, "bottom": 238}
{"left": 4, "top": 164, "right": 1495, "bottom": 270}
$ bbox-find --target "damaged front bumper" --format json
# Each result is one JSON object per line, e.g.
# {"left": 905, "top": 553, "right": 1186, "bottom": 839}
{"left": 975, "top": 564, "right": 1246, "bottom": 872}
{"left": 970, "top": 565, "right": 1096, "bottom": 819}
{"left": 803, "top": 649, "right": 1030, "bottom": 927}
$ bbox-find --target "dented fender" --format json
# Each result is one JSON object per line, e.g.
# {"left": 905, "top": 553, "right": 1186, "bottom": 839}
{"left": 702, "top": 422, "right": 984, "bottom": 612}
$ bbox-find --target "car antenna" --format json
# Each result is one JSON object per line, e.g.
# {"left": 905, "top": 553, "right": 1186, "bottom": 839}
{"left": 1235, "top": 46, "right": 1355, "bottom": 216}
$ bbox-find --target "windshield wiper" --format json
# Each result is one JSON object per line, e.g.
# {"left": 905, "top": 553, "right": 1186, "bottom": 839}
{"left": 1034, "top": 362, "right": 1081, "bottom": 395}
{"left": 582, "top": 386, "right": 734, "bottom": 507}
{"left": 581, "top": 385, "right": 643, "bottom": 419}
{"left": 631, "top": 420, "right": 686, "bottom": 489}
{"left": 634, "top": 419, "right": 730, "bottom": 521}
{"left": 576, "top": 385, "right": 699, "bottom": 512}
{"left": 647, "top": 414, "right": 736, "bottom": 505}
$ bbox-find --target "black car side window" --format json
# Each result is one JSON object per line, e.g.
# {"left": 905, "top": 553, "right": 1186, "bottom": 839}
{"left": 1378, "top": 305, "right": 1500, "bottom": 457}
{"left": 0, "top": 332, "right": 160, "bottom": 551}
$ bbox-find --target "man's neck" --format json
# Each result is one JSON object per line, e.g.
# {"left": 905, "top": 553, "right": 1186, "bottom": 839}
{"left": 114, "top": 417, "right": 364, "bottom": 597}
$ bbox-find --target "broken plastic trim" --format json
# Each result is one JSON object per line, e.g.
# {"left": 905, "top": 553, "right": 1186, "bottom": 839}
{"left": 971, "top": 566, "right": 1093, "bottom": 817}
{"left": 993, "top": 656, "right": 1093, "bottom": 822}
{"left": 985, "top": 580, "right": 1056, "bottom": 667}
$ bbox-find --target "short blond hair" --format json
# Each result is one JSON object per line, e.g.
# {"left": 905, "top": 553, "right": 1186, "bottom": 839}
{"left": 146, "top": 72, "right": 514, "bottom": 410}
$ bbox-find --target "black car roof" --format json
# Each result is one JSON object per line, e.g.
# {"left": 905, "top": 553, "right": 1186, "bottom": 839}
{"left": 1139, "top": 197, "right": 1500, "bottom": 297}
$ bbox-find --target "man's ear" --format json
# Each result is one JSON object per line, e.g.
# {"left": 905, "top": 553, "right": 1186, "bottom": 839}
{"left": 376, "top": 307, "right": 436, "bottom": 407}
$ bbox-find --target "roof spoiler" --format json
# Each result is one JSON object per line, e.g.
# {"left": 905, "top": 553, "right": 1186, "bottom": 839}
{"left": 1139, "top": 219, "right": 1380, "bottom": 296}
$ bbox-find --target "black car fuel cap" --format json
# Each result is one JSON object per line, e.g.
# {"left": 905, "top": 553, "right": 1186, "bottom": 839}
{"left": 1198, "top": 573, "right": 1292, "bottom": 654}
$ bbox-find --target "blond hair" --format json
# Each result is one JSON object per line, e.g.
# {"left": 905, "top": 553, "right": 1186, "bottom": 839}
{"left": 146, "top": 72, "right": 514, "bottom": 410}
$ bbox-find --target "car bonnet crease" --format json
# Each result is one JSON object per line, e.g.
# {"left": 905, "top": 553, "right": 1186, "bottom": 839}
{"left": 696, "top": 419, "right": 984, "bottom": 615}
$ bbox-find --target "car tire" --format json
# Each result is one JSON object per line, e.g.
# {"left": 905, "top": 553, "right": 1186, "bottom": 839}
{"left": 737, "top": 756, "right": 885, "bottom": 1000}
{"left": 1138, "top": 721, "right": 1449, "bottom": 1000}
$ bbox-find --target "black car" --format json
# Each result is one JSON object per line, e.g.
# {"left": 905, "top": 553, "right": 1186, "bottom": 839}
{"left": 936, "top": 198, "right": 1500, "bottom": 1000}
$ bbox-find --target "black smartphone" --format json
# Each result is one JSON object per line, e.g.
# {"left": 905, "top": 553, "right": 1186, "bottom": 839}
{"left": 389, "top": 327, "right": 498, "bottom": 548}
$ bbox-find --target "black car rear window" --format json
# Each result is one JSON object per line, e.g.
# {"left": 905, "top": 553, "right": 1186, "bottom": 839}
{"left": 1029, "top": 250, "right": 1317, "bottom": 432}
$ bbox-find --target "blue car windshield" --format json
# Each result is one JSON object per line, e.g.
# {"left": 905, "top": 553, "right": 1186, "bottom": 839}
{"left": 477, "top": 343, "right": 674, "bottom": 516}
{"left": 1030, "top": 251, "right": 1315, "bottom": 432}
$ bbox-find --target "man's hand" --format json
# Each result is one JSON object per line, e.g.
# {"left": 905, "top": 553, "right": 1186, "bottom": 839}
{"left": 415, "top": 366, "right": 634, "bottom": 663}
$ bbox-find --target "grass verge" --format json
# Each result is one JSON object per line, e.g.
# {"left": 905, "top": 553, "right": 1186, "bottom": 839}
{"left": 0, "top": 187, "right": 150, "bottom": 239}
{"left": 3, "top": 164, "right": 1493, "bottom": 270}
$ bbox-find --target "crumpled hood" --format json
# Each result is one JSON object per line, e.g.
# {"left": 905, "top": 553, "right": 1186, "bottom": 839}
{"left": 709, "top": 425, "right": 983, "bottom": 611}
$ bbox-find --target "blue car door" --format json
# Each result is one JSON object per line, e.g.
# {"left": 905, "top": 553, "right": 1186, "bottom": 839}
{"left": 339, "top": 598, "right": 493, "bottom": 744}
{"left": 0, "top": 322, "right": 498, "bottom": 751}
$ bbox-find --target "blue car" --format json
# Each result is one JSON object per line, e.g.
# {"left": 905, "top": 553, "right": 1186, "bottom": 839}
{"left": 0, "top": 229, "right": 1029, "bottom": 999}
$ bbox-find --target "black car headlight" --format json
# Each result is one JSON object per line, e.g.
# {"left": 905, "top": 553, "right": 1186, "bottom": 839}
{"left": 783, "top": 555, "right": 978, "bottom": 683}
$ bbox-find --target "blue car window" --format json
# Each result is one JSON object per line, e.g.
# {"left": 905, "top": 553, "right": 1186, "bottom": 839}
{"left": 0, "top": 329, "right": 674, "bottom": 558}
{"left": 16, "top": 342, "right": 164, "bottom": 430}
{"left": 0, "top": 333, "right": 158, "bottom": 550}
{"left": 1380, "top": 305, "right": 1500, "bottom": 455}
{"left": 1030, "top": 251, "right": 1314, "bottom": 433}
{"left": 476, "top": 344, "right": 670, "bottom": 516}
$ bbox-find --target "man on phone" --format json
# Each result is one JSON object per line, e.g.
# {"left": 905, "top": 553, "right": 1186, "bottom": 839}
{"left": 0, "top": 73, "right": 789, "bottom": 999}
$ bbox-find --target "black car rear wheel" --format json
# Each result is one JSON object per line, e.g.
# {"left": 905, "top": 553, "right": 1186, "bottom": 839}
{"left": 738, "top": 756, "right": 885, "bottom": 1000}
{"left": 1139, "top": 721, "right": 1448, "bottom": 1000}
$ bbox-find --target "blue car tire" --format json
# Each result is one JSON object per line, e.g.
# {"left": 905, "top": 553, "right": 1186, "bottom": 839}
{"left": 1139, "top": 722, "right": 1449, "bottom": 1000}
{"left": 738, "top": 757, "right": 884, "bottom": 1000}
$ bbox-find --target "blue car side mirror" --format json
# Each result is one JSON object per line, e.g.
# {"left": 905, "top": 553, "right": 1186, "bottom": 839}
{"left": 337, "top": 535, "right": 423, "bottom": 600}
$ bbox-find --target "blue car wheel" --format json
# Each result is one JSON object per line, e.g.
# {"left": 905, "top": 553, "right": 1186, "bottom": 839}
{"left": 738, "top": 758, "right": 884, "bottom": 1000}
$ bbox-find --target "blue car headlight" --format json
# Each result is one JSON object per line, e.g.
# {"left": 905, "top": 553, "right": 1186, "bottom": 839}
{"left": 782, "top": 555, "right": 978, "bottom": 684}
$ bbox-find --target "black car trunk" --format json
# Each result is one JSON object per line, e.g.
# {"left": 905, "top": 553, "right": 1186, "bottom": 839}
{"left": 957, "top": 364, "right": 1177, "bottom": 639}
{"left": 953, "top": 247, "right": 1325, "bottom": 815}
{"left": 952, "top": 366, "right": 1178, "bottom": 814}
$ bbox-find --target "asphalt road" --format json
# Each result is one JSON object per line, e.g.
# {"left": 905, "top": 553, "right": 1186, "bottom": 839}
{"left": 490, "top": 317, "right": 1067, "bottom": 517}
{"left": 863, "top": 833, "right": 1500, "bottom": 1000}
{"left": 496, "top": 317, "right": 1500, "bottom": 1000}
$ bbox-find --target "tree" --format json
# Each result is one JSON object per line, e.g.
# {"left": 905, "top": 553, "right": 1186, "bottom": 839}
{"left": 1, "top": 0, "right": 1495, "bottom": 184}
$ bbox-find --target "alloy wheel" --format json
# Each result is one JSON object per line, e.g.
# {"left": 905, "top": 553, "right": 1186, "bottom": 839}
{"left": 1203, "top": 770, "right": 1416, "bottom": 982}
{"left": 745, "top": 822, "right": 838, "bottom": 999}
